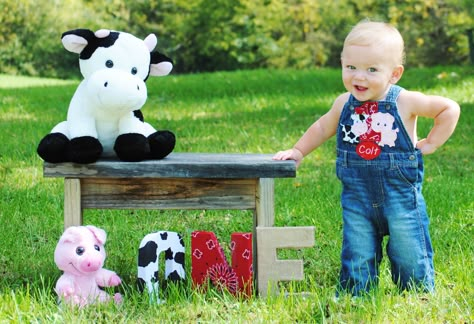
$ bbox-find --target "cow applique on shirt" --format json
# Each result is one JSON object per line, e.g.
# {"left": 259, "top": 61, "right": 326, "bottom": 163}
{"left": 340, "top": 102, "right": 399, "bottom": 160}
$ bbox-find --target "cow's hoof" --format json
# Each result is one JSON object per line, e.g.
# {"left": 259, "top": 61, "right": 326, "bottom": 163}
{"left": 37, "top": 133, "right": 70, "bottom": 163}
{"left": 69, "top": 136, "right": 103, "bottom": 164}
{"left": 114, "top": 133, "right": 149, "bottom": 162}
{"left": 148, "top": 131, "right": 176, "bottom": 159}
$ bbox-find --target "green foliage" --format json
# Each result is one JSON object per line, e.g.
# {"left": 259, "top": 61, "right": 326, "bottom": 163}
{"left": 171, "top": 0, "right": 245, "bottom": 72}
{"left": 0, "top": 0, "right": 472, "bottom": 76}
{"left": 0, "top": 0, "right": 99, "bottom": 78}
{"left": 0, "top": 66, "right": 472, "bottom": 321}
{"left": 388, "top": 0, "right": 472, "bottom": 66}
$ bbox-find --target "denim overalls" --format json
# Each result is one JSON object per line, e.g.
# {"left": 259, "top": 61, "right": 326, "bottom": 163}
{"left": 335, "top": 85, "right": 434, "bottom": 296}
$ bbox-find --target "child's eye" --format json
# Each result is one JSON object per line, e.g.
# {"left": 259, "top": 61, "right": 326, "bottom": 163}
{"left": 368, "top": 67, "right": 377, "bottom": 72}
{"left": 347, "top": 65, "right": 356, "bottom": 70}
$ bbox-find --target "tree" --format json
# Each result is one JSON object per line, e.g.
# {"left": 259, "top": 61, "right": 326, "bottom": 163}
{"left": 0, "top": 0, "right": 471, "bottom": 77}
{"left": 385, "top": 0, "right": 472, "bottom": 66}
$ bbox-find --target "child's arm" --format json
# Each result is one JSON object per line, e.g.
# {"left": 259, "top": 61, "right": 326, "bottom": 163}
{"left": 273, "top": 93, "right": 347, "bottom": 166}
{"left": 401, "top": 91, "right": 460, "bottom": 155}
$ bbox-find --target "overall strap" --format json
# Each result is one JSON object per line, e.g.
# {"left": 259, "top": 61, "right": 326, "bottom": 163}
{"left": 385, "top": 85, "right": 403, "bottom": 102}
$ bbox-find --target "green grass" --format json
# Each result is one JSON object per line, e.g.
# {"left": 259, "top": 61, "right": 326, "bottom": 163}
{"left": 0, "top": 66, "right": 472, "bottom": 322}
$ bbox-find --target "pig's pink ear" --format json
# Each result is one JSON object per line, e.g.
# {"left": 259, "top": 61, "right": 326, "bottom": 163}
{"left": 60, "top": 226, "right": 83, "bottom": 244}
{"left": 85, "top": 225, "right": 107, "bottom": 245}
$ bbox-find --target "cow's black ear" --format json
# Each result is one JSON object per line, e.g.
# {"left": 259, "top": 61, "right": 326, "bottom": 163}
{"left": 61, "top": 29, "right": 95, "bottom": 55}
{"left": 62, "top": 29, "right": 95, "bottom": 42}
{"left": 149, "top": 52, "right": 173, "bottom": 77}
{"left": 151, "top": 52, "right": 173, "bottom": 65}
{"left": 61, "top": 29, "right": 120, "bottom": 59}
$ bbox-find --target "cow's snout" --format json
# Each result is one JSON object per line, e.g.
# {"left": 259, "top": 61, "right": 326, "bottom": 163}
{"left": 102, "top": 81, "right": 140, "bottom": 91}
{"left": 87, "top": 69, "right": 148, "bottom": 112}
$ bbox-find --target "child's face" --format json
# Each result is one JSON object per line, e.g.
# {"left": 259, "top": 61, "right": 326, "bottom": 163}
{"left": 341, "top": 44, "right": 402, "bottom": 102}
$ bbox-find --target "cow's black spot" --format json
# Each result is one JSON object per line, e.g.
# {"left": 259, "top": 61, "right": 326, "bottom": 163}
{"left": 160, "top": 232, "right": 168, "bottom": 240}
{"left": 174, "top": 252, "right": 185, "bottom": 266}
{"left": 164, "top": 247, "right": 173, "bottom": 261}
{"left": 133, "top": 110, "right": 144, "bottom": 122}
{"left": 167, "top": 270, "right": 183, "bottom": 282}
{"left": 138, "top": 241, "right": 158, "bottom": 267}
{"left": 75, "top": 30, "right": 120, "bottom": 60}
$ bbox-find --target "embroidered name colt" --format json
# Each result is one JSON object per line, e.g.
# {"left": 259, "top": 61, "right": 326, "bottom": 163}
{"left": 341, "top": 102, "right": 399, "bottom": 160}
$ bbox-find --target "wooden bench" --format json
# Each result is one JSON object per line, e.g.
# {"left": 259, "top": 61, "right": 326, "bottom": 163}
{"left": 43, "top": 152, "right": 307, "bottom": 295}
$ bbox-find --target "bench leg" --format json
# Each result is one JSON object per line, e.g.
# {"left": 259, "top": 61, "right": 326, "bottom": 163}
{"left": 64, "top": 178, "right": 83, "bottom": 228}
{"left": 254, "top": 178, "right": 275, "bottom": 295}
{"left": 255, "top": 178, "right": 275, "bottom": 227}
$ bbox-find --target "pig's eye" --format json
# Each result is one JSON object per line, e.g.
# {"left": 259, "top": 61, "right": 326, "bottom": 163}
{"left": 94, "top": 245, "right": 100, "bottom": 251}
{"left": 76, "top": 247, "right": 85, "bottom": 256}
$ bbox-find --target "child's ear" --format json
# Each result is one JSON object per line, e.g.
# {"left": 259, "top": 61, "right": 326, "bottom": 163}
{"left": 390, "top": 65, "right": 404, "bottom": 84}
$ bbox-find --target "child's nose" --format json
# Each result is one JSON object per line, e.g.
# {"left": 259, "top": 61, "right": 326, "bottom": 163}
{"left": 354, "top": 70, "right": 366, "bottom": 80}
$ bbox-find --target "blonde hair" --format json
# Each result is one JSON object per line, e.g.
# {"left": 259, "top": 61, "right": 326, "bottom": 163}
{"left": 342, "top": 20, "right": 405, "bottom": 65}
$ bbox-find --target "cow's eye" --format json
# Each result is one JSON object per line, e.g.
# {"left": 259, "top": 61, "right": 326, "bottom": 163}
{"left": 105, "top": 60, "right": 114, "bottom": 68}
{"left": 131, "top": 67, "right": 138, "bottom": 75}
{"left": 94, "top": 245, "right": 100, "bottom": 252}
{"left": 76, "top": 246, "right": 85, "bottom": 256}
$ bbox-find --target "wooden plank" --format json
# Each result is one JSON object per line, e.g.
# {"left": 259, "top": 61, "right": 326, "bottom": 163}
{"left": 64, "top": 178, "right": 82, "bottom": 228}
{"left": 43, "top": 153, "right": 296, "bottom": 179}
{"left": 80, "top": 178, "right": 257, "bottom": 210}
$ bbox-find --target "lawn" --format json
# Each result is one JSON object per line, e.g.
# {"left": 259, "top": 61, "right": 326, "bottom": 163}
{"left": 0, "top": 66, "right": 472, "bottom": 322}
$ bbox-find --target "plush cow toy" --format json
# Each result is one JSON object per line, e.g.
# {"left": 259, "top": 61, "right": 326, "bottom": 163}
{"left": 37, "top": 29, "right": 175, "bottom": 164}
{"left": 54, "top": 225, "right": 122, "bottom": 307}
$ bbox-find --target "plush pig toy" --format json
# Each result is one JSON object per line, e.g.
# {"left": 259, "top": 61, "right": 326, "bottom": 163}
{"left": 54, "top": 225, "right": 122, "bottom": 307}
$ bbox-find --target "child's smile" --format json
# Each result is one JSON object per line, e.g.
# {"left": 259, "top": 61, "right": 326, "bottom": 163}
{"left": 354, "top": 85, "right": 368, "bottom": 92}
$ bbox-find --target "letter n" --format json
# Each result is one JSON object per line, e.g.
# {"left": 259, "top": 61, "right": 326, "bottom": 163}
{"left": 137, "top": 231, "right": 185, "bottom": 303}
{"left": 191, "top": 231, "right": 253, "bottom": 296}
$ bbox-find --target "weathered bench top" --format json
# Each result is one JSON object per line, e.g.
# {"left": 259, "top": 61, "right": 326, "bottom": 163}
{"left": 43, "top": 153, "right": 296, "bottom": 179}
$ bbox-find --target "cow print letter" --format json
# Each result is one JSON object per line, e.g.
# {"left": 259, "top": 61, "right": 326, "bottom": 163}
{"left": 137, "top": 231, "right": 185, "bottom": 303}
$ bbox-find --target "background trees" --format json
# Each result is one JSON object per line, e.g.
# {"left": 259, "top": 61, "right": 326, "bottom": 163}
{"left": 0, "top": 0, "right": 471, "bottom": 78}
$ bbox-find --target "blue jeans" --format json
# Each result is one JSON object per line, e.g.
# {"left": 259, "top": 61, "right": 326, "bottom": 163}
{"left": 335, "top": 149, "right": 435, "bottom": 296}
